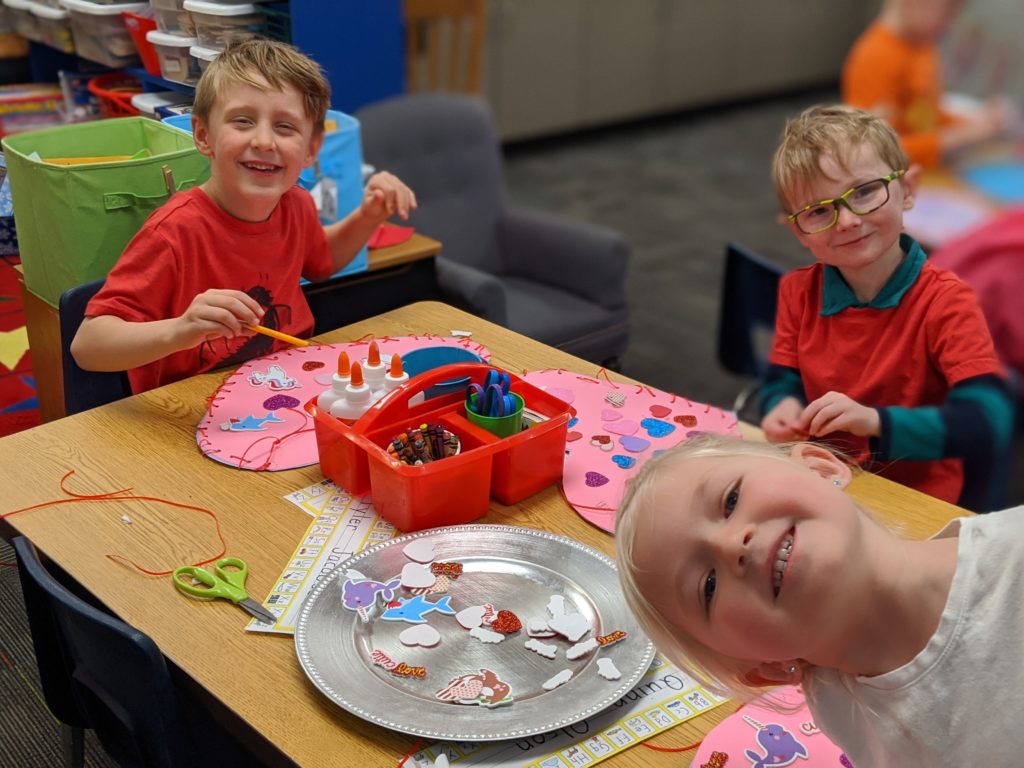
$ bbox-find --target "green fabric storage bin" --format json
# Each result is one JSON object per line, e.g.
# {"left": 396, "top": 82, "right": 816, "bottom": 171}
{"left": 1, "top": 117, "right": 210, "bottom": 307}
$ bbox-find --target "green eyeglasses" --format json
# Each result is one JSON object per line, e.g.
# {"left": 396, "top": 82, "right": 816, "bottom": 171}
{"left": 787, "top": 170, "right": 907, "bottom": 235}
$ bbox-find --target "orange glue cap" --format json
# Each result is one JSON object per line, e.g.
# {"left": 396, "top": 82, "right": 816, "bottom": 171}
{"left": 350, "top": 361, "right": 365, "bottom": 387}
{"left": 368, "top": 341, "right": 381, "bottom": 367}
{"left": 389, "top": 353, "right": 404, "bottom": 377}
{"left": 337, "top": 351, "right": 351, "bottom": 377}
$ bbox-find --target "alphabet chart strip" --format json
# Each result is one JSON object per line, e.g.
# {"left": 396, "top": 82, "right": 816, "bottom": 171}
{"left": 245, "top": 480, "right": 398, "bottom": 634}
{"left": 409, "top": 656, "right": 728, "bottom": 768}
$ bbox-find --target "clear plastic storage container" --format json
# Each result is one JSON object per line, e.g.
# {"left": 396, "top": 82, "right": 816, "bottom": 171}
{"left": 145, "top": 29, "right": 199, "bottom": 84}
{"left": 28, "top": 1, "right": 73, "bottom": 52}
{"left": 59, "top": 0, "right": 148, "bottom": 68}
{"left": 188, "top": 41, "right": 217, "bottom": 74}
{"left": 3, "top": 0, "right": 40, "bottom": 42}
{"left": 180, "top": 0, "right": 263, "bottom": 49}
{"left": 148, "top": 0, "right": 192, "bottom": 35}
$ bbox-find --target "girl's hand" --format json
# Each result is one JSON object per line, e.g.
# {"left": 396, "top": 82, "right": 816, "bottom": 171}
{"left": 761, "top": 397, "right": 808, "bottom": 443}
{"left": 361, "top": 171, "right": 418, "bottom": 222}
{"left": 799, "top": 391, "right": 880, "bottom": 438}
{"left": 173, "top": 289, "right": 264, "bottom": 348}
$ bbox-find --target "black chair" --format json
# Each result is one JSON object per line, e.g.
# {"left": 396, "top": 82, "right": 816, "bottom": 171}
{"left": 58, "top": 279, "right": 132, "bottom": 415}
{"left": 355, "top": 93, "right": 631, "bottom": 367}
{"left": 716, "top": 242, "right": 785, "bottom": 420}
{"left": 12, "top": 537, "right": 259, "bottom": 768}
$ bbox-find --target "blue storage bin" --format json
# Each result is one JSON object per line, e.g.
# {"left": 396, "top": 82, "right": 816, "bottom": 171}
{"left": 402, "top": 346, "right": 484, "bottom": 399}
{"left": 161, "top": 108, "right": 367, "bottom": 278}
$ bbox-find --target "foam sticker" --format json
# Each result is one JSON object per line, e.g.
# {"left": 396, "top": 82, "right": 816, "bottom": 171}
{"left": 491, "top": 610, "right": 522, "bottom": 634}
{"left": 469, "top": 626, "right": 505, "bottom": 644}
{"left": 527, "top": 618, "right": 557, "bottom": 638}
{"left": 547, "top": 595, "right": 567, "bottom": 618}
{"left": 340, "top": 576, "right": 400, "bottom": 622}
{"left": 380, "top": 595, "right": 456, "bottom": 624}
{"left": 431, "top": 562, "right": 463, "bottom": 578}
{"left": 542, "top": 669, "right": 573, "bottom": 690}
{"left": 600, "top": 408, "right": 622, "bottom": 422}
{"left": 605, "top": 392, "right": 626, "bottom": 408}
{"left": 435, "top": 669, "right": 513, "bottom": 708}
{"left": 409, "top": 574, "right": 450, "bottom": 595}
{"left": 524, "top": 639, "right": 558, "bottom": 659}
{"left": 597, "top": 630, "right": 628, "bottom": 647}
{"left": 401, "top": 562, "right": 436, "bottom": 590}
{"left": 604, "top": 419, "right": 638, "bottom": 436}
{"left": 399, "top": 624, "right": 442, "bottom": 648}
{"left": 548, "top": 612, "right": 591, "bottom": 643}
{"left": 403, "top": 539, "right": 436, "bottom": 563}
{"left": 566, "top": 638, "right": 599, "bottom": 660}
{"left": 597, "top": 658, "right": 621, "bottom": 681}
{"left": 456, "top": 604, "right": 488, "bottom": 630}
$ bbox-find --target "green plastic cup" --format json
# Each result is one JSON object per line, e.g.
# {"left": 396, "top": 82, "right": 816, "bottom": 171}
{"left": 465, "top": 392, "right": 524, "bottom": 438}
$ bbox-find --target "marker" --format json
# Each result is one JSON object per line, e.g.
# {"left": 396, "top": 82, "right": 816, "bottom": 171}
{"left": 246, "top": 324, "right": 310, "bottom": 347}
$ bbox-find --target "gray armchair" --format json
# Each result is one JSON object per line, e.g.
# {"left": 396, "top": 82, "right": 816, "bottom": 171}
{"left": 355, "top": 93, "right": 631, "bottom": 366}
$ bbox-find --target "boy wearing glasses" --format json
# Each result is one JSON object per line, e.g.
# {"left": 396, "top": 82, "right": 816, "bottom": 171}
{"left": 760, "top": 105, "right": 1010, "bottom": 510}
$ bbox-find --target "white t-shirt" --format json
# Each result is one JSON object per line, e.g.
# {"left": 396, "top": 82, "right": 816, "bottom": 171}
{"left": 805, "top": 506, "right": 1024, "bottom": 766}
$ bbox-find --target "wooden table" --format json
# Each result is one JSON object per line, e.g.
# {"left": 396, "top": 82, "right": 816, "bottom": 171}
{"left": 16, "top": 232, "right": 442, "bottom": 424}
{"left": 0, "top": 301, "right": 967, "bottom": 767}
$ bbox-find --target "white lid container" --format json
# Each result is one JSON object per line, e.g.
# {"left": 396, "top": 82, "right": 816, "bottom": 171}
{"left": 60, "top": 0, "right": 147, "bottom": 14}
{"left": 27, "top": 0, "right": 67, "bottom": 18}
{"left": 27, "top": 0, "right": 73, "bottom": 52}
{"left": 189, "top": 41, "right": 218, "bottom": 72}
{"left": 130, "top": 89, "right": 180, "bottom": 117}
{"left": 181, "top": 0, "right": 263, "bottom": 49}
{"left": 146, "top": 28, "right": 200, "bottom": 84}
{"left": 182, "top": 0, "right": 257, "bottom": 15}
{"left": 4, "top": 0, "right": 41, "bottom": 42}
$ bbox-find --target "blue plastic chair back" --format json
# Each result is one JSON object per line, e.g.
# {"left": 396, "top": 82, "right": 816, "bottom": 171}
{"left": 58, "top": 279, "right": 132, "bottom": 415}
{"left": 13, "top": 537, "right": 197, "bottom": 768}
{"left": 717, "top": 242, "right": 785, "bottom": 380}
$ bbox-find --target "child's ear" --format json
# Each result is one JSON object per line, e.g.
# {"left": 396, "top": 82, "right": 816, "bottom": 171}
{"left": 790, "top": 443, "right": 852, "bottom": 489}
{"left": 900, "top": 164, "right": 922, "bottom": 211}
{"left": 304, "top": 132, "right": 324, "bottom": 168}
{"left": 193, "top": 117, "right": 212, "bottom": 157}
{"left": 743, "top": 661, "right": 804, "bottom": 687}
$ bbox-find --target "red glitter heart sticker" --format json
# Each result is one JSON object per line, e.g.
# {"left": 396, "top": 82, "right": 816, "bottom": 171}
{"left": 491, "top": 609, "right": 522, "bottom": 634}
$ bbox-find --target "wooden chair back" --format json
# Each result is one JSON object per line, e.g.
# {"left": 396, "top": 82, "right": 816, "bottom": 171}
{"left": 404, "top": 0, "right": 486, "bottom": 94}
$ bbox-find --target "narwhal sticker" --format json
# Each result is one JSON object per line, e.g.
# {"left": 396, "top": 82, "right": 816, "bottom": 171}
{"left": 742, "top": 714, "right": 809, "bottom": 767}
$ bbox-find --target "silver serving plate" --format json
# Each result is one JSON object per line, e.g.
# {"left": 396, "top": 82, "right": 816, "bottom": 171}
{"left": 294, "top": 524, "right": 656, "bottom": 741}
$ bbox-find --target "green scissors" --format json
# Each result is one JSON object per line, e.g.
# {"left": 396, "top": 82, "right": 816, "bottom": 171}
{"left": 172, "top": 557, "right": 277, "bottom": 625}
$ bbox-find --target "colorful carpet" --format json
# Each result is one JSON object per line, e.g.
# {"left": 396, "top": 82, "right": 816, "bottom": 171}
{"left": 0, "top": 254, "right": 38, "bottom": 438}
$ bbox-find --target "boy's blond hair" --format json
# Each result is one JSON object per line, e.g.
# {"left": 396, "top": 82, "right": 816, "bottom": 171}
{"left": 772, "top": 104, "right": 908, "bottom": 212}
{"left": 616, "top": 434, "right": 864, "bottom": 701}
{"left": 193, "top": 38, "right": 331, "bottom": 136}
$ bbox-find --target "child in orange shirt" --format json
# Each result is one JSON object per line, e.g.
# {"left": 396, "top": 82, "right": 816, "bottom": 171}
{"left": 842, "top": 0, "right": 1012, "bottom": 168}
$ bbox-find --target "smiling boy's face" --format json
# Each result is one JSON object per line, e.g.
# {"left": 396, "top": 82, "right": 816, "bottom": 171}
{"left": 784, "top": 143, "right": 915, "bottom": 274}
{"left": 193, "top": 74, "right": 322, "bottom": 223}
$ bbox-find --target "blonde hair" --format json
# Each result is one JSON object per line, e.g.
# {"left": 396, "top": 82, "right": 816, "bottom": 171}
{"left": 193, "top": 38, "right": 331, "bottom": 136}
{"left": 771, "top": 104, "right": 908, "bottom": 212}
{"left": 616, "top": 435, "right": 854, "bottom": 701}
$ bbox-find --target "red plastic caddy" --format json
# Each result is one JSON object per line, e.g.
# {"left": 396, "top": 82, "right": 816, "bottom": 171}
{"left": 307, "top": 363, "right": 573, "bottom": 532}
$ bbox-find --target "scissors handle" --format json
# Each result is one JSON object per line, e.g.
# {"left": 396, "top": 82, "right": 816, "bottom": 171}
{"left": 172, "top": 557, "right": 249, "bottom": 604}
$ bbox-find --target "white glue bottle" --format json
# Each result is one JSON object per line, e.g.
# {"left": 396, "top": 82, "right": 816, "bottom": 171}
{"left": 317, "top": 350, "right": 351, "bottom": 412}
{"left": 381, "top": 352, "right": 409, "bottom": 395}
{"left": 362, "top": 340, "right": 387, "bottom": 393}
{"left": 329, "top": 361, "right": 373, "bottom": 423}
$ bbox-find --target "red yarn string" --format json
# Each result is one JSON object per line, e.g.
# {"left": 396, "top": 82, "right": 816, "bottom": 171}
{"left": 1, "top": 470, "right": 228, "bottom": 577}
{"left": 641, "top": 738, "right": 702, "bottom": 752}
{"left": 396, "top": 737, "right": 426, "bottom": 766}
{"left": 229, "top": 407, "right": 313, "bottom": 470}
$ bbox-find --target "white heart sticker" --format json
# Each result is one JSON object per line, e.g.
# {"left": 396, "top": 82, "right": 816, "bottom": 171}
{"left": 401, "top": 562, "right": 436, "bottom": 589}
{"left": 403, "top": 539, "right": 436, "bottom": 563}
{"left": 456, "top": 604, "right": 486, "bottom": 630}
{"left": 399, "top": 624, "right": 441, "bottom": 648}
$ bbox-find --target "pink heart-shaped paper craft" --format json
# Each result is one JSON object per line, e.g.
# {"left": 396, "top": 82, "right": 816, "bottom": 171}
{"left": 566, "top": 431, "right": 583, "bottom": 442}
{"left": 399, "top": 624, "right": 441, "bottom": 647}
{"left": 401, "top": 562, "right": 436, "bottom": 589}
{"left": 600, "top": 409, "right": 622, "bottom": 422}
{"left": 604, "top": 419, "right": 638, "bottom": 436}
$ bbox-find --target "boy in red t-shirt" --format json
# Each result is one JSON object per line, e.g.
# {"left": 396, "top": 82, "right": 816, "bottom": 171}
{"left": 72, "top": 38, "right": 416, "bottom": 393}
{"left": 760, "top": 104, "right": 1011, "bottom": 510}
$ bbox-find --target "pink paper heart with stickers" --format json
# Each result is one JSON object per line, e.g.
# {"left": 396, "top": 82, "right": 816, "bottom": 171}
{"left": 521, "top": 369, "right": 740, "bottom": 533}
{"left": 196, "top": 336, "right": 490, "bottom": 471}
{"left": 692, "top": 686, "right": 852, "bottom": 767}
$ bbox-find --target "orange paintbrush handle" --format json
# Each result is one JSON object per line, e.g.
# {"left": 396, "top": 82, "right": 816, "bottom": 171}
{"left": 245, "top": 325, "right": 310, "bottom": 347}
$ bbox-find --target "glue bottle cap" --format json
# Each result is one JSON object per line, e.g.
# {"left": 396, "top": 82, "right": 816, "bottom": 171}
{"left": 368, "top": 341, "right": 381, "bottom": 367}
{"left": 350, "top": 361, "right": 365, "bottom": 387}
{"left": 337, "top": 351, "right": 351, "bottom": 377}
{"left": 389, "top": 353, "right": 404, "bottom": 377}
